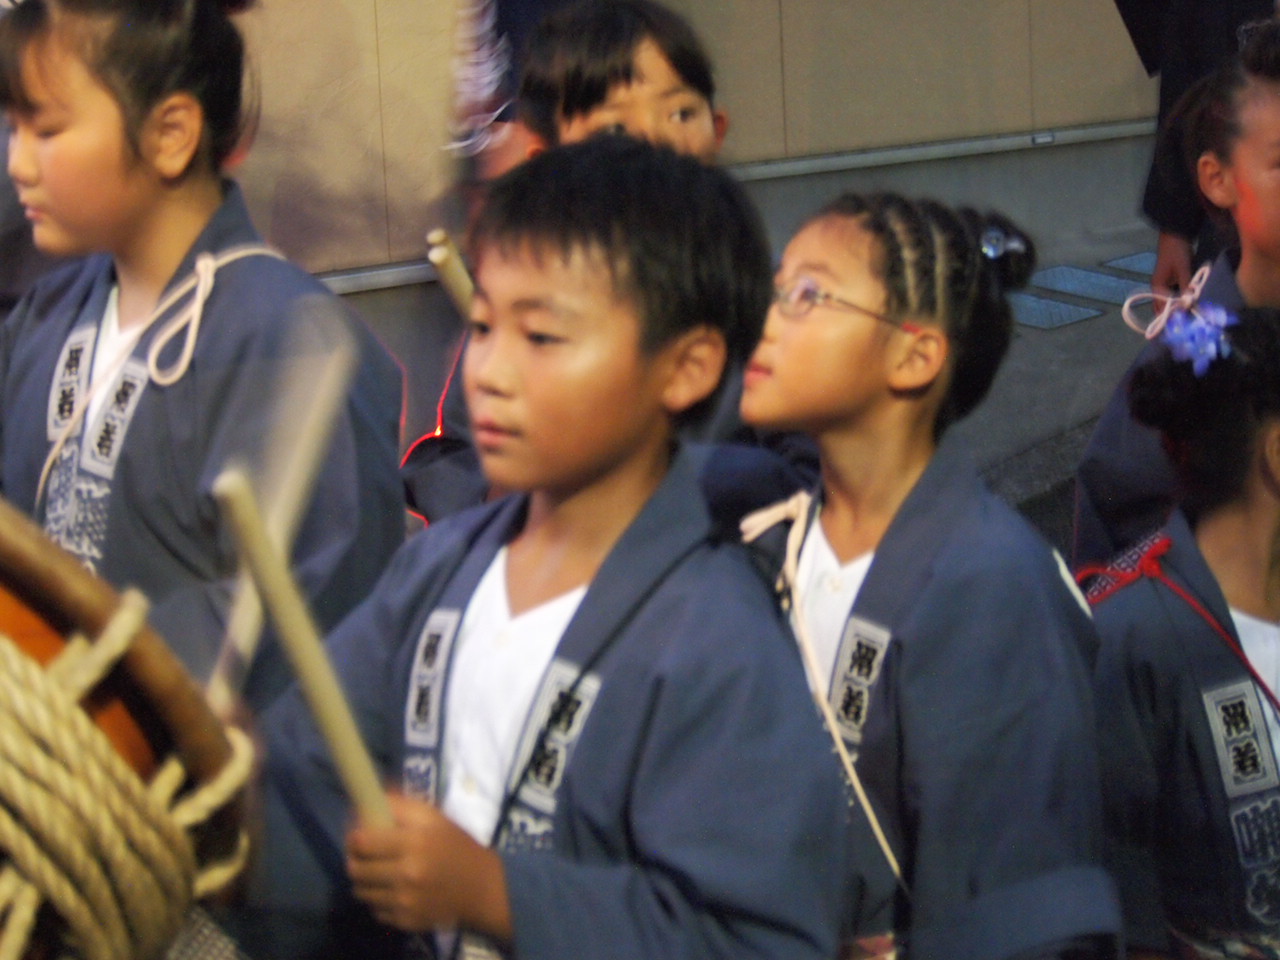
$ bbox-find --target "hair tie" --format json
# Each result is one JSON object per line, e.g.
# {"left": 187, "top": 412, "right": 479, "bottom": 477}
{"left": 1121, "top": 262, "right": 1214, "bottom": 339}
{"left": 1121, "top": 264, "right": 1236, "bottom": 376}
{"left": 979, "top": 226, "right": 1026, "bottom": 260}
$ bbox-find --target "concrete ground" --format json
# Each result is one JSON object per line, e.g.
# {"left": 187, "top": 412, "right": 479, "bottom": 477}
{"left": 957, "top": 255, "right": 1151, "bottom": 555}
{"left": 339, "top": 131, "right": 1162, "bottom": 554}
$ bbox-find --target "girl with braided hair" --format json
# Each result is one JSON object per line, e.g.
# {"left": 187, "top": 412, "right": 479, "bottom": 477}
{"left": 1083, "top": 305, "right": 1280, "bottom": 959}
{"left": 740, "top": 192, "right": 1120, "bottom": 960}
{"left": 0, "top": 0, "right": 405, "bottom": 710}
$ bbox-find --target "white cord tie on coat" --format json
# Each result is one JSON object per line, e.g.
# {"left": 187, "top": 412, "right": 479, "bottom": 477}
{"left": 34, "top": 245, "right": 284, "bottom": 508}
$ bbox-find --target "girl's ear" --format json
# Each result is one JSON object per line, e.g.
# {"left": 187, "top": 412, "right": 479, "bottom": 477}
{"left": 1261, "top": 419, "right": 1280, "bottom": 500}
{"left": 146, "top": 91, "right": 205, "bottom": 180}
{"left": 659, "top": 325, "right": 727, "bottom": 415}
{"left": 476, "top": 119, "right": 546, "bottom": 181}
{"left": 712, "top": 108, "right": 729, "bottom": 153}
{"left": 887, "top": 324, "right": 948, "bottom": 394}
{"left": 1198, "top": 150, "right": 1237, "bottom": 211}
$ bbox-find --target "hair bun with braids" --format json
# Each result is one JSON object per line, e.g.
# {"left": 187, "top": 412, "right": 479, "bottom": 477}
{"left": 1129, "top": 305, "right": 1280, "bottom": 519}
{"left": 976, "top": 213, "right": 1034, "bottom": 292}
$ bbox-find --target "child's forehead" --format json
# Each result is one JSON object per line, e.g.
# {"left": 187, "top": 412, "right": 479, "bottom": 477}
{"left": 1238, "top": 78, "right": 1280, "bottom": 139}
{"left": 7, "top": 33, "right": 82, "bottom": 113}
{"left": 789, "top": 216, "right": 878, "bottom": 260}
{"left": 476, "top": 237, "right": 631, "bottom": 299}
{"left": 610, "top": 37, "right": 702, "bottom": 100}
{"left": 782, "top": 217, "right": 888, "bottom": 288}
{"left": 3, "top": 7, "right": 123, "bottom": 113}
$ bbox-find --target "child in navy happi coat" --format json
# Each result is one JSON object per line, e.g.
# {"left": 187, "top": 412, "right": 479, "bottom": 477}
{"left": 739, "top": 192, "right": 1121, "bottom": 960}
{"left": 1083, "top": 304, "right": 1280, "bottom": 959}
{"left": 1075, "top": 19, "right": 1280, "bottom": 567}
{"left": 253, "top": 136, "right": 849, "bottom": 960}
{"left": 0, "top": 0, "right": 405, "bottom": 709}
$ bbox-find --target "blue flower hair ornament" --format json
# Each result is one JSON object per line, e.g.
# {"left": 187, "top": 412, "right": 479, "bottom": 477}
{"left": 1121, "top": 263, "right": 1238, "bottom": 376}
{"left": 1161, "top": 303, "right": 1237, "bottom": 377}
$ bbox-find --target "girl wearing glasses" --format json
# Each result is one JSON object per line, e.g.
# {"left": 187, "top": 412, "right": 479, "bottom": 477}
{"left": 740, "top": 192, "right": 1120, "bottom": 960}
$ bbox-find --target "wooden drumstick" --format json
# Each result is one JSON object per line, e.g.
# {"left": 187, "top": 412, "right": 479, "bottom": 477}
{"left": 427, "top": 228, "right": 474, "bottom": 315}
{"left": 213, "top": 469, "right": 392, "bottom": 827}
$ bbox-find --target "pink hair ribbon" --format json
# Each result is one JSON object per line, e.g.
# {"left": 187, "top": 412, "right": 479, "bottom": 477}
{"left": 1121, "top": 263, "right": 1212, "bottom": 339}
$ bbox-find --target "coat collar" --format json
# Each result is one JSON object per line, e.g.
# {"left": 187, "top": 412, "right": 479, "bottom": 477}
{"left": 850, "top": 431, "right": 983, "bottom": 632}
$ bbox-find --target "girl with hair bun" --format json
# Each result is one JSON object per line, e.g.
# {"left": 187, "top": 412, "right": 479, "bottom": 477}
{"left": 1076, "top": 17, "right": 1280, "bottom": 567}
{"left": 740, "top": 192, "right": 1120, "bottom": 960}
{"left": 0, "top": 0, "right": 405, "bottom": 709}
{"left": 1083, "top": 304, "right": 1280, "bottom": 960}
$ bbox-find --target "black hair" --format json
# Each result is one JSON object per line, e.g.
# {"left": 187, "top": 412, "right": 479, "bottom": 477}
{"left": 1130, "top": 306, "right": 1280, "bottom": 521}
{"left": 517, "top": 0, "right": 715, "bottom": 146}
{"left": 809, "top": 192, "right": 1035, "bottom": 437}
{"left": 0, "top": 0, "right": 255, "bottom": 172}
{"left": 470, "top": 135, "right": 770, "bottom": 425}
{"left": 1169, "top": 18, "right": 1280, "bottom": 235}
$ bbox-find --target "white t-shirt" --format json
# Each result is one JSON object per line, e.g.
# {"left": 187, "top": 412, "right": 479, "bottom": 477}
{"left": 87, "top": 286, "right": 132, "bottom": 428}
{"left": 1232, "top": 608, "right": 1280, "bottom": 754}
{"left": 794, "top": 515, "right": 874, "bottom": 696}
{"left": 440, "top": 547, "right": 586, "bottom": 844}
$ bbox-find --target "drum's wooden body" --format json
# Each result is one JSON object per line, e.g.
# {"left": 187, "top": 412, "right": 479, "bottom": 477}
{"left": 0, "top": 582, "right": 159, "bottom": 779}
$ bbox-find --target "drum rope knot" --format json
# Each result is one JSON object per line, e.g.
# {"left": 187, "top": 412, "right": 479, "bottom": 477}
{"left": 0, "top": 589, "right": 252, "bottom": 960}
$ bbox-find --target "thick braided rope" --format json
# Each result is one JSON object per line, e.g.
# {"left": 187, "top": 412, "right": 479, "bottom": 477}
{"left": 0, "top": 590, "right": 253, "bottom": 960}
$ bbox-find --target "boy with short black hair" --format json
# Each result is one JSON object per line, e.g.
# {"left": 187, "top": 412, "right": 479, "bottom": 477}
{"left": 258, "top": 135, "right": 848, "bottom": 960}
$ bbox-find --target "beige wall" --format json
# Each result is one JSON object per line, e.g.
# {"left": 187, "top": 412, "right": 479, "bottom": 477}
{"left": 678, "top": 0, "right": 1157, "bottom": 161}
{"left": 235, "top": 0, "right": 1157, "bottom": 273}
{"left": 236, "top": 0, "right": 462, "bottom": 274}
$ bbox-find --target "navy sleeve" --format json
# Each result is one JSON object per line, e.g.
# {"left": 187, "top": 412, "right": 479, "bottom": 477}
{"left": 894, "top": 543, "right": 1120, "bottom": 960}
{"left": 253, "top": 531, "right": 446, "bottom": 914}
{"left": 0, "top": 297, "right": 18, "bottom": 495}
{"left": 1073, "top": 342, "right": 1174, "bottom": 568}
{"left": 400, "top": 335, "right": 491, "bottom": 522}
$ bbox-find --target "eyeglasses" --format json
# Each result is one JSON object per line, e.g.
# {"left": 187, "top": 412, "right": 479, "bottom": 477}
{"left": 772, "top": 276, "right": 921, "bottom": 333}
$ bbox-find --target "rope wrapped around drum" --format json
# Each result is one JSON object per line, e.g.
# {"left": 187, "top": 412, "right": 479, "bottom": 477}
{"left": 0, "top": 290, "right": 372, "bottom": 959}
{"left": 0, "top": 588, "right": 252, "bottom": 960}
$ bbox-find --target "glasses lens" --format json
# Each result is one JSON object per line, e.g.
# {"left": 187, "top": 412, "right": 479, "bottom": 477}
{"left": 776, "top": 278, "right": 820, "bottom": 316}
